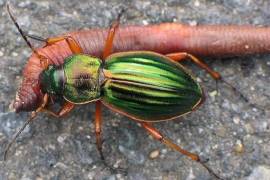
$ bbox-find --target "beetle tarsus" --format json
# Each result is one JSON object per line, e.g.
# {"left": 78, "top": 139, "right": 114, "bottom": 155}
{"left": 96, "top": 135, "right": 105, "bottom": 161}
{"left": 25, "top": 33, "right": 47, "bottom": 42}
{"left": 220, "top": 77, "right": 265, "bottom": 113}
{"left": 101, "top": 159, "right": 127, "bottom": 175}
{"left": 198, "top": 159, "right": 224, "bottom": 180}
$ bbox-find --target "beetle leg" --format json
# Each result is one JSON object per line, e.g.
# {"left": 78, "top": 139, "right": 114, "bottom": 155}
{"left": 24, "top": 33, "right": 47, "bottom": 42}
{"left": 166, "top": 52, "right": 252, "bottom": 104}
{"left": 140, "top": 122, "right": 222, "bottom": 180}
{"left": 44, "top": 36, "right": 83, "bottom": 54}
{"left": 95, "top": 101, "right": 127, "bottom": 174}
{"left": 42, "top": 101, "right": 75, "bottom": 118}
{"left": 95, "top": 101, "right": 105, "bottom": 160}
{"left": 102, "top": 20, "right": 120, "bottom": 59}
{"left": 166, "top": 52, "right": 221, "bottom": 80}
{"left": 18, "top": 31, "right": 83, "bottom": 54}
{"left": 102, "top": 11, "right": 124, "bottom": 59}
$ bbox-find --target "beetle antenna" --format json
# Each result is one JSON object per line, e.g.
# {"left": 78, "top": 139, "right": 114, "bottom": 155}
{"left": 3, "top": 112, "right": 38, "bottom": 161}
{"left": 6, "top": 3, "right": 39, "bottom": 55}
{"left": 3, "top": 94, "right": 49, "bottom": 160}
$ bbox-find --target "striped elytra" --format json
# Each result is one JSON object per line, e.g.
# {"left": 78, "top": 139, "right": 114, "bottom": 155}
{"left": 101, "top": 51, "right": 203, "bottom": 121}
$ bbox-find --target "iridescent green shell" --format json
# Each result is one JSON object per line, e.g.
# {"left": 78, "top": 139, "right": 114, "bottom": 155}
{"left": 40, "top": 65, "right": 64, "bottom": 95}
{"left": 101, "top": 51, "right": 203, "bottom": 122}
{"left": 63, "top": 54, "right": 102, "bottom": 104}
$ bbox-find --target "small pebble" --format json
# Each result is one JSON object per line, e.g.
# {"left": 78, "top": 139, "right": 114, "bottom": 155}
{"left": 87, "top": 172, "right": 95, "bottom": 180}
{"left": 57, "top": 134, "right": 68, "bottom": 144}
{"left": 233, "top": 116, "right": 241, "bottom": 124}
{"left": 18, "top": 1, "right": 31, "bottom": 8}
{"left": 48, "top": 144, "right": 56, "bottom": 150}
{"left": 149, "top": 149, "right": 160, "bottom": 159}
{"left": 161, "top": 148, "right": 167, "bottom": 154}
{"left": 12, "top": 52, "right": 18, "bottom": 57}
{"left": 15, "top": 150, "right": 22, "bottom": 157}
{"left": 209, "top": 90, "right": 218, "bottom": 97}
{"left": 234, "top": 140, "right": 244, "bottom": 153}
{"left": 8, "top": 172, "right": 17, "bottom": 180}
{"left": 113, "top": 159, "right": 122, "bottom": 168}
{"left": 212, "top": 144, "right": 218, "bottom": 149}
{"left": 54, "top": 162, "right": 68, "bottom": 170}
{"left": 116, "top": 174, "right": 124, "bottom": 179}
{"left": 252, "top": 108, "right": 258, "bottom": 112}
{"left": 187, "top": 169, "right": 196, "bottom": 180}
{"left": 198, "top": 128, "right": 204, "bottom": 134}
{"left": 194, "top": 0, "right": 200, "bottom": 7}
{"left": 245, "top": 123, "right": 254, "bottom": 134}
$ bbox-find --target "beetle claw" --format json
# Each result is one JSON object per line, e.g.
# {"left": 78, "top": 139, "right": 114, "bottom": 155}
{"left": 100, "top": 159, "right": 127, "bottom": 175}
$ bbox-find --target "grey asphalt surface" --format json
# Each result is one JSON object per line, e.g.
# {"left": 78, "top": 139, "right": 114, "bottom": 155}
{"left": 0, "top": 0, "right": 270, "bottom": 180}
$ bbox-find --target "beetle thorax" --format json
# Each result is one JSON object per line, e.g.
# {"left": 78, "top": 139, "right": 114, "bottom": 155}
{"left": 40, "top": 55, "right": 103, "bottom": 104}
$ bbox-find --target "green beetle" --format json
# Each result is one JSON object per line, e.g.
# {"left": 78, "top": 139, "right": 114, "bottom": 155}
{"left": 40, "top": 51, "right": 203, "bottom": 121}
{"left": 6, "top": 6, "right": 221, "bottom": 178}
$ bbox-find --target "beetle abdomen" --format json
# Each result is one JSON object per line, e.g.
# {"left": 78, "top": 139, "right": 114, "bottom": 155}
{"left": 101, "top": 51, "right": 203, "bottom": 121}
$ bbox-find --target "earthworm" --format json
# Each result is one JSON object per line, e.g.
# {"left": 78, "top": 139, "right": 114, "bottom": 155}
{"left": 14, "top": 23, "right": 270, "bottom": 112}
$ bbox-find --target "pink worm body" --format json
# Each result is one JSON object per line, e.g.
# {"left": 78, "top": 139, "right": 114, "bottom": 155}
{"left": 14, "top": 23, "right": 270, "bottom": 112}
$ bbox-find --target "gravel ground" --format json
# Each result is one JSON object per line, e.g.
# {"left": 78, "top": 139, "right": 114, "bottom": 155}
{"left": 0, "top": 0, "right": 270, "bottom": 180}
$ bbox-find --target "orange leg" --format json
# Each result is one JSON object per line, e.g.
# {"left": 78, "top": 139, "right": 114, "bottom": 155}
{"left": 29, "top": 35, "right": 82, "bottom": 69}
{"left": 23, "top": 33, "right": 83, "bottom": 54}
{"left": 45, "top": 36, "right": 83, "bottom": 54}
{"left": 22, "top": 32, "right": 82, "bottom": 54}
{"left": 95, "top": 101, "right": 126, "bottom": 174}
{"left": 166, "top": 52, "right": 252, "bottom": 105}
{"left": 102, "top": 14, "right": 122, "bottom": 59}
{"left": 42, "top": 101, "right": 75, "bottom": 118}
{"left": 95, "top": 101, "right": 105, "bottom": 160}
{"left": 166, "top": 52, "right": 221, "bottom": 80}
{"left": 22, "top": 34, "right": 83, "bottom": 68}
{"left": 140, "top": 122, "right": 222, "bottom": 179}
